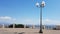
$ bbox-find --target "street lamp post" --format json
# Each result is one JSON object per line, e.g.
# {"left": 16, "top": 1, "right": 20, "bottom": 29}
{"left": 36, "top": 1, "right": 45, "bottom": 33}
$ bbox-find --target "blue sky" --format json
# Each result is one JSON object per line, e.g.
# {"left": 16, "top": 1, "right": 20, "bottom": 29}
{"left": 0, "top": 0, "right": 60, "bottom": 25}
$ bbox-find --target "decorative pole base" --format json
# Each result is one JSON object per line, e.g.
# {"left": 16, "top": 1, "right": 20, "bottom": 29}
{"left": 39, "top": 30, "right": 43, "bottom": 33}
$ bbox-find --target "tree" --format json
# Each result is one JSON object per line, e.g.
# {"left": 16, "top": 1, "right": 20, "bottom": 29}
{"left": 8, "top": 24, "right": 29, "bottom": 28}
{"left": 15, "top": 24, "right": 24, "bottom": 28}
{"left": 8, "top": 24, "right": 13, "bottom": 28}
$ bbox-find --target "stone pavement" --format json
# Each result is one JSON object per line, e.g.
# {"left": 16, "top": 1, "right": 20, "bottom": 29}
{"left": 0, "top": 28, "right": 60, "bottom": 34}
{"left": 18, "top": 32, "right": 43, "bottom": 34}
{"left": 0, "top": 32, "right": 15, "bottom": 34}
{"left": 0, "top": 32, "right": 43, "bottom": 34}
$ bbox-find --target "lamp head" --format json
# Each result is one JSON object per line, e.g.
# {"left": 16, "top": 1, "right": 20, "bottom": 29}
{"left": 40, "top": 1, "right": 45, "bottom": 7}
{"left": 36, "top": 2, "right": 39, "bottom": 7}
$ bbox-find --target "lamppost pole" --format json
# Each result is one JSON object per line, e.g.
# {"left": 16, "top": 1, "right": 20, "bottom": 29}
{"left": 39, "top": 6, "right": 43, "bottom": 33}
{"left": 36, "top": 0, "right": 45, "bottom": 33}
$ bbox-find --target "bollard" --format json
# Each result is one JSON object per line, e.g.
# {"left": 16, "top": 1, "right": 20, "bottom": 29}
{"left": 2, "top": 24, "right": 4, "bottom": 28}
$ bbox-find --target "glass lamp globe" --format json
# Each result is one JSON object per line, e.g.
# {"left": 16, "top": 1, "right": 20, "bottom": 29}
{"left": 41, "top": 1, "right": 45, "bottom": 7}
{"left": 36, "top": 2, "right": 39, "bottom": 7}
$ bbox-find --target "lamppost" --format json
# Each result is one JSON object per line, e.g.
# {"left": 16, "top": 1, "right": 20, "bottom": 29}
{"left": 36, "top": 1, "right": 45, "bottom": 33}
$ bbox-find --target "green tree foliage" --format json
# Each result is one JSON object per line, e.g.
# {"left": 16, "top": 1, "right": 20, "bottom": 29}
{"left": 8, "top": 24, "right": 29, "bottom": 28}
{"left": 8, "top": 24, "right": 13, "bottom": 28}
{"left": 15, "top": 24, "right": 24, "bottom": 28}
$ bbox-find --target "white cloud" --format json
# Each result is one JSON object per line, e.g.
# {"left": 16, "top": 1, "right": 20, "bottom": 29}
{"left": 13, "top": 18, "right": 60, "bottom": 25}
{"left": 0, "top": 16, "right": 11, "bottom": 20}
{"left": 43, "top": 18, "right": 60, "bottom": 25}
{"left": 0, "top": 16, "right": 16, "bottom": 23}
{"left": 35, "top": 18, "right": 60, "bottom": 25}
{"left": 22, "top": 19, "right": 34, "bottom": 24}
{"left": 45, "top": 19, "right": 51, "bottom": 22}
{"left": 17, "top": 18, "right": 39, "bottom": 24}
